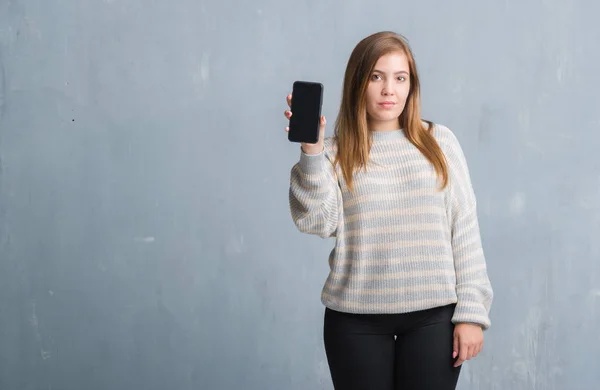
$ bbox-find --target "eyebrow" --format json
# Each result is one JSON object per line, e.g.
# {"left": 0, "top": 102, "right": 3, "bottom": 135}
{"left": 373, "top": 69, "right": 409, "bottom": 75}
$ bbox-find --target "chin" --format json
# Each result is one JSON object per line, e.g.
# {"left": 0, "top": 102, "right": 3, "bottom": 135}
{"left": 368, "top": 108, "right": 404, "bottom": 126}
{"left": 374, "top": 114, "right": 401, "bottom": 122}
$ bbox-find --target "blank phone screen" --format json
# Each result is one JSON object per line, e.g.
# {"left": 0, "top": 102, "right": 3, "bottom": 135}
{"left": 288, "top": 81, "right": 323, "bottom": 144}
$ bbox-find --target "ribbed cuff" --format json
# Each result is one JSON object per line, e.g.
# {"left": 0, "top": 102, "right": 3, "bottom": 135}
{"left": 451, "top": 303, "right": 491, "bottom": 330}
{"left": 298, "top": 147, "right": 326, "bottom": 175}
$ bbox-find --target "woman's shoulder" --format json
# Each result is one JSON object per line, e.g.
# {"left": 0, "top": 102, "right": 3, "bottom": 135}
{"left": 427, "top": 122, "right": 458, "bottom": 144}
{"left": 426, "top": 121, "right": 474, "bottom": 184}
{"left": 426, "top": 121, "right": 464, "bottom": 156}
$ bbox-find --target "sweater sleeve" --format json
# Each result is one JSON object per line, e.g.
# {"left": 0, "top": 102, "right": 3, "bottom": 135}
{"left": 443, "top": 129, "right": 494, "bottom": 330}
{"left": 288, "top": 142, "right": 342, "bottom": 238}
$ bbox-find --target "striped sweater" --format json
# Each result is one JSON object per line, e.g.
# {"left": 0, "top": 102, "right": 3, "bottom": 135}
{"left": 288, "top": 124, "right": 493, "bottom": 329}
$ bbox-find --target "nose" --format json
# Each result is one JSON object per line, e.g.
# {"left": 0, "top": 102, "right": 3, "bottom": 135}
{"left": 382, "top": 81, "right": 394, "bottom": 96}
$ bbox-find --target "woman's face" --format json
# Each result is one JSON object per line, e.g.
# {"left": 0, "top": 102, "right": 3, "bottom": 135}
{"left": 365, "top": 51, "right": 411, "bottom": 131}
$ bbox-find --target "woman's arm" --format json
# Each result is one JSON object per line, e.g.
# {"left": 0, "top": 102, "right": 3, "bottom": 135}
{"left": 289, "top": 141, "right": 342, "bottom": 238}
{"left": 443, "top": 127, "right": 494, "bottom": 330}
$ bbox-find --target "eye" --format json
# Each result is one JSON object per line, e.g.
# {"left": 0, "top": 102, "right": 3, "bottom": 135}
{"left": 398, "top": 76, "right": 407, "bottom": 82}
{"left": 371, "top": 74, "right": 382, "bottom": 81}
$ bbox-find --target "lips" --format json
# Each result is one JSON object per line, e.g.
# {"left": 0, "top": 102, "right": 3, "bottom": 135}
{"left": 378, "top": 102, "right": 396, "bottom": 109}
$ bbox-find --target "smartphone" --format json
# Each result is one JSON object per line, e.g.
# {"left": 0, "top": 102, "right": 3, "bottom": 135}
{"left": 287, "top": 81, "right": 324, "bottom": 144}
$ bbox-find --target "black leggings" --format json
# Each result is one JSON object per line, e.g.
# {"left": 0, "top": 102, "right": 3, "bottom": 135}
{"left": 323, "top": 303, "right": 461, "bottom": 390}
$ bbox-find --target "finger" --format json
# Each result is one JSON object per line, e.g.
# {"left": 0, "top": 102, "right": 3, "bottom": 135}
{"left": 284, "top": 110, "right": 292, "bottom": 119}
{"left": 467, "top": 345, "right": 475, "bottom": 361}
{"left": 285, "top": 126, "right": 289, "bottom": 132}
{"left": 458, "top": 344, "right": 469, "bottom": 364}
{"left": 475, "top": 341, "right": 484, "bottom": 356}
{"left": 320, "top": 115, "right": 327, "bottom": 129}
{"left": 454, "top": 357, "right": 464, "bottom": 368}
{"left": 287, "top": 94, "right": 292, "bottom": 107}
{"left": 473, "top": 343, "right": 481, "bottom": 357}
{"left": 452, "top": 334, "right": 459, "bottom": 359}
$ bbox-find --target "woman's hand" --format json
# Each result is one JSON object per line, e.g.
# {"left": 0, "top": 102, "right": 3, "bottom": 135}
{"left": 452, "top": 323, "right": 484, "bottom": 367}
{"left": 284, "top": 93, "right": 326, "bottom": 155}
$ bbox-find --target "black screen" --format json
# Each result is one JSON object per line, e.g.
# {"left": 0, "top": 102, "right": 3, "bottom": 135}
{"left": 288, "top": 81, "right": 323, "bottom": 143}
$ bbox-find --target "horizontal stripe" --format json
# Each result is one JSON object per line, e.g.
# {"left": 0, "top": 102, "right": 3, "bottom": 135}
{"left": 329, "top": 267, "right": 456, "bottom": 281}
{"left": 343, "top": 188, "right": 438, "bottom": 208}
{"left": 330, "top": 257, "right": 455, "bottom": 273}
{"left": 334, "top": 245, "right": 452, "bottom": 260}
{"left": 343, "top": 205, "right": 446, "bottom": 223}
{"left": 341, "top": 223, "right": 444, "bottom": 238}
{"left": 344, "top": 196, "right": 445, "bottom": 217}
{"left": 353, "top": 170, "right": 436, "bottom": 186}
{"left": 324, "top": 283, "right": 455, "bottom": 295}
{"left": 339, "top": 239, "right": 448, "bottom": 251}
{"left": 339, "top": 231, "right": 449, "bottom": 246}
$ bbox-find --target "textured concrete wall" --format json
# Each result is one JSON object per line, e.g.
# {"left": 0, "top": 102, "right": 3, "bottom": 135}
{"left": 1, "top": 1, "right": 599, "bottom": 389}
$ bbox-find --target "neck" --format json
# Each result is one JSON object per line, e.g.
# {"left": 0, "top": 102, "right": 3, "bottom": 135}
{"left": 368, "top": 119, "right": 401, "bottom": 132}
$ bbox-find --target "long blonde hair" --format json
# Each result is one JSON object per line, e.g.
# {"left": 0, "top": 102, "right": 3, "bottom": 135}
{"left": 334, "top": 31, "right": 448, "bottom": 191}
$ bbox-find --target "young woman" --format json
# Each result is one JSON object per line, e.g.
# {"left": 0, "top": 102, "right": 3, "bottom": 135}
{"left": 284, "top": 31, "right": 493, "bottom": 390}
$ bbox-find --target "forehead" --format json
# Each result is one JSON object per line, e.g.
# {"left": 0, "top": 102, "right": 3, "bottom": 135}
{"left": 373, "top": 51, "right": 409, "bottom": 72}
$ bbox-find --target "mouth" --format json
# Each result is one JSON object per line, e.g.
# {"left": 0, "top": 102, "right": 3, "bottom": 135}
{"left": 378, "top": 102, "right": 396, "bottom": 109}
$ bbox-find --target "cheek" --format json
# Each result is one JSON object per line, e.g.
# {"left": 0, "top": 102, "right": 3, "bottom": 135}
{"left": 398, "top": 84, "right": 410, "bottom": 99}
{"left": 396, "top": 88, "right": 410, "bottom": 113}
{"left": 396, "top": 86, "right": 410, "bottom": 105}
{"left": 366, "top": 86, "right": 378, "bottom": 105}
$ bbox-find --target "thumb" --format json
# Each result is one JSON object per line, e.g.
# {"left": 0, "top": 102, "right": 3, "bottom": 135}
{"left": 453, "top": 333, "right": 459, "bottom": 359}
{"left": 318, "top": 116, "right": 326, "bottom": 141}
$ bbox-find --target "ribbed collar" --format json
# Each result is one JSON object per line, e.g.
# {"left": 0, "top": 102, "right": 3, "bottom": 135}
{"left": 370, "top": 129, "right": 405, "bottom": 141}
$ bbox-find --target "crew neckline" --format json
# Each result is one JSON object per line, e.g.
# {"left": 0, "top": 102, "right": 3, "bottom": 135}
{"left": 370, "top": 129, "right": 405, "bottom": 141}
